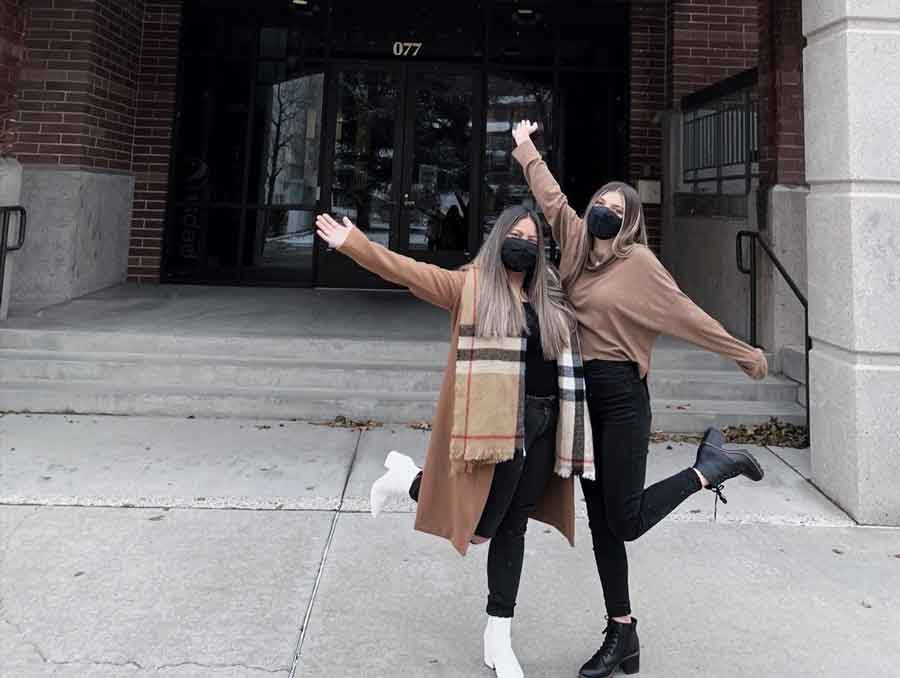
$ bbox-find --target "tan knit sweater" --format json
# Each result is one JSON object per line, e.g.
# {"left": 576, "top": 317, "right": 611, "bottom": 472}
{"left": 512, "top": 139, "right": 767, "bottom": 380}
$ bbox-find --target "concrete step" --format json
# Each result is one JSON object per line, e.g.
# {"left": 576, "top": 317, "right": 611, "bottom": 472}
{"left": 0, "top": 350, "right": 446, "bottom": 392}
{"left": 0, "top": 327, "right": 800, "bottom": 430}
{"left": 0, "top": 328, "right": 772, "bottom": 372}
{"left": 0, "top": 350, "right": 798, "bottom": 401}
{"left": 0, "top": 328, "right": 451, "bottom": 364}
{"left": 0, "top": 381, "right": 806, "bottom": 432}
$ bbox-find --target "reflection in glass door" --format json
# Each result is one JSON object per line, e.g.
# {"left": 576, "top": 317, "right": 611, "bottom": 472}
{"left": 318, "top": 67, "right": 402, "bottom": 287}
{"left": 400, "top": 69, "right": 476, "bottom": 262}
{"left": 483, "top": 73, "right": 554, "bottom": 233}
{"left": 242, "top": 70, "right": 325, "bottom": 283}
{"left": 331, "top": 69, "right": 401, "bottom": 247}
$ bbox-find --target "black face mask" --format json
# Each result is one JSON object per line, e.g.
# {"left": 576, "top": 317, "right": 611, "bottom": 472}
{"left": 587, "top": 205, "right": 623, "bottom": 240}
{"left": 501, "top": 237, "right": 538, "bottom": 273}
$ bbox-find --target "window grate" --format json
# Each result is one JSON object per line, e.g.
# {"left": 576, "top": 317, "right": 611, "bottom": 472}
{"left": 682, "top": 69, "right": 759, "bottom": 195}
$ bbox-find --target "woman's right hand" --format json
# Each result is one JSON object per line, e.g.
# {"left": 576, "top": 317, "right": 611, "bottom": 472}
{"left": 316, "top": 213, "right": 354, "bottom": 250}
{"left": 512, "top": 120, "right": 539, "bottom": 147}
{"left": 739, "top": 349, "right": 769, "bottom": 381}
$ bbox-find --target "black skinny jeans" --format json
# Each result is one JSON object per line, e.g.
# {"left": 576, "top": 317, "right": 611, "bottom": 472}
{"left": 410, "top": 395, "right": 559, "bottom": 618}
{"left": 580, "top": 360, "right": 701, "bottom": 618}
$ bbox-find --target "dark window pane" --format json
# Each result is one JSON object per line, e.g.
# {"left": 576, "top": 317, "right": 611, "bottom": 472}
{"left": 174, "top": 57, "right": 251, "bottom": 203}
{"left": 331, "top": 69, "right": 401, "bottom": 247}
{"left": 558, "top": 4, "right": 628, "bottom": 70}
{"left": 331, "top": 0, "right": 483, "bottom": 62}
{"left": 261, "top": 2, "right": 328, "bottom": 61}
{"left": 490, "top": 2, "right": 555, "bottom": 66}
{"left": 166, "top": 207, "right": 241, "bottom": 278}
{"left": 182, "top": 11, "right": 255, "bottom": 59}
{"left": 558, "top": 71, "right": 628, "bottom": 212}
{"left": 483, "top": 72, "right": 553, "bottom": 235}
{"left": 406, "top": 71, "right": 474, "bottom": 252}
{"left": 259, "top": 27, "right": 288, "bottom": 59}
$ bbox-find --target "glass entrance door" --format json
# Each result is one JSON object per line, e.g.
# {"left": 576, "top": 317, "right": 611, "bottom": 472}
{"left": 317, "top": 64, "right": 478, "bottom": 287}
{"left": 317, "top": 67, "right": 403, "bottom": 287}
{"left": 398, "top": 67, "right": 477, "bottom": 266}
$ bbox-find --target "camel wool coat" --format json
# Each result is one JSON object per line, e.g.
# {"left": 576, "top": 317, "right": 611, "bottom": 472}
{"left": 339, "top": 226, "right": 575, "bottom": 555}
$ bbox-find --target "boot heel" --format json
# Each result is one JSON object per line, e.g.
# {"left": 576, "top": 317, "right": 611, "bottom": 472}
{"left": 621, "top": 653, "right": 640, "bottom": 674}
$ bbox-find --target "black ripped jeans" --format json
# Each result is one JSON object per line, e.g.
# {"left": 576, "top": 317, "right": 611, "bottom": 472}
{"left": 580, "top": 360, "right": 702, "bottom": 618}
{"left": 410, "top": 395, "right": 559, "bottom": 618}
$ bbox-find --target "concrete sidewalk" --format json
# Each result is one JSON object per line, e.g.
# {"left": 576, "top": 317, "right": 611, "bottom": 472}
{"left": 1, "top": 414, "right": 897, "bottom": 677}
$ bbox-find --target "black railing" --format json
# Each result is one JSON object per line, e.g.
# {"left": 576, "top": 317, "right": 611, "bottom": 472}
{"left": 737, "top": 230, "right": 810, "bottom": 431}
{"left": 0, "top": 205, "right": 27, "bottom": 308}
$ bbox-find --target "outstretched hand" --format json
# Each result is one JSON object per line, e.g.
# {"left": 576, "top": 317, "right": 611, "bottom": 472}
{"left": 512, "top": 120, "right": 539, "bottom": 146}
{"left": 316, "top": 213, "right": 354, "bottom": 249}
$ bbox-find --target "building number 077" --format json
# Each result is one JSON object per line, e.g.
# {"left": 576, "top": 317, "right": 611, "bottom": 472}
{"left": 393, "top": 41, "right": 423, "bottom": 56}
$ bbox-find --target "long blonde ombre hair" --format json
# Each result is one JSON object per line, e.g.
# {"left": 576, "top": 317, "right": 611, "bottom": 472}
{"left": 469, "top": 206, "right": 575, "bottom": 359}
{"left": 568, "top": 181, "right": 649, "bottom": 282}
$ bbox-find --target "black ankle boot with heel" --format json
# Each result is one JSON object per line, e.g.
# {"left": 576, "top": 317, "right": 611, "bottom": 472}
{"left": 579, "top": 617, "right": 640, "bottom": 678}
{"left": 694, "top": 427, "right": 765, "bottom": 503}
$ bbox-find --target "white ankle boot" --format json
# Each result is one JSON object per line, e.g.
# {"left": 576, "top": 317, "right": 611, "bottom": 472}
{"left": 483, "top": 616, "right": 524, "bottom": 678}
{"left": 369, "top": 451, "right": 420, "bottom": 518}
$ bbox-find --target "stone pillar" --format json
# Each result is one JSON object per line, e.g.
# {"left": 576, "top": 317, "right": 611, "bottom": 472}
{"left": 803, "top": 1, "right": 900, "bottom": 524}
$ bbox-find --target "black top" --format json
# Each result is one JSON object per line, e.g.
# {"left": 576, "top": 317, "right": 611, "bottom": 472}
{"left": 524, "top": 302, "right": 559, "bottom": 398}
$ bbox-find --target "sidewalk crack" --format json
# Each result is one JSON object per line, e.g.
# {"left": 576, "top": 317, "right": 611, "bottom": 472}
{"left": 154, "top": 660, "right": 289, "bottom": 673}
{"left": 286, "top": 428, "right": 363, "bottom": 678}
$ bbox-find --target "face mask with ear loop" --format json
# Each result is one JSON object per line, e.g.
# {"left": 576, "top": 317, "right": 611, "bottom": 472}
{"left": 587, "top": 205, "right": 623, "bottom": 240}
{"left": 500, "top": 237, "right": 538, "bottom": 273}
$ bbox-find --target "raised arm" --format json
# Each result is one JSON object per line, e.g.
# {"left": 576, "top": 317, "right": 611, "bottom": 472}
{"left": 510, "top": 121, "right": 584, "bottom": 253}
{"left": 635, "top": 248, "right": 768, "bottom": 380}
{"left": 316, "top": 214, "right": 464, "bottom": 311}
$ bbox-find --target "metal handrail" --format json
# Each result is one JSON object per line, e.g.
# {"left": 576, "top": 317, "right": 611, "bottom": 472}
{"left": 736, "top": 230, "right": 810, "bottom": 431}
{"left": 1, "top": 205, "right": 28, "bottom": 307}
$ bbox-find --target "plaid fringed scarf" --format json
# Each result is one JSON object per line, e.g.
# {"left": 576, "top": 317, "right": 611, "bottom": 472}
{"left": 554, "top": 328, "right": 595, "bottom": 480}
{"left": 449, "top": 269, "right": 595, "bottom": 479}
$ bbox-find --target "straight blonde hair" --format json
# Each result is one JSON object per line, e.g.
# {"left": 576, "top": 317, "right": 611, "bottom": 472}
{"left": 470, "top": 206, "right": 575, "bottom": 359}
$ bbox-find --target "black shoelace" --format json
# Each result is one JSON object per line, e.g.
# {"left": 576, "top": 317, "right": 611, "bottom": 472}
{"left": 594, "top": 623, "right": 623, "bottom": 662}
{"left": 701, "top": 442, "right": 749, "bottom": 514}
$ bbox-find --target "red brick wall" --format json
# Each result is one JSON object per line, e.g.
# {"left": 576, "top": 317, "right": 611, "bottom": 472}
{"left": 128, "top": 1, "right": 180, "bottom": 282}
{"left": 15, "top": 0, "right": 144, "bottom": 168}
{"left": 90, "top": 0, "right": 144, "bottom": 169}
{"left": 670, "top": 0, "right": 758, "bottom": 106}
{"left": 0, "top": 0, "right": 26, "bottom": 157}
{"left": 758, "top": 0, "right": 804, "bottom": 187}
{"left": 629, "top": 1, "right": 667, "bottom": 252}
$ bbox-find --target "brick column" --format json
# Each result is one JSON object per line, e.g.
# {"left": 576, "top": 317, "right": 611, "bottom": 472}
{"left": 755, "top": 0, "right": 808, "bottom": 359}
{"left": 629, "top": 1, "right": 666, "bottom": 252}
{"left": 758, "top": 0, "right": 805, "bottom": 188}
{"left": 129, "top": 1, "right": 180, "bottom": 282}
{"left": 0, "top": 0, "right": 26, "bottom": 157}
{"left": 669, "top": 0, "right": 758, "bottom": 106}
{"left": 9, "top": 0, "right": 144, "bottom": 310}
{"left": 15, "top": 0, "right": 144, "bottom": 168}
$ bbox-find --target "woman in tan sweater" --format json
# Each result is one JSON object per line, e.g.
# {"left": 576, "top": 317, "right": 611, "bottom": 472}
{"left": 316, "top": 205, "right": 594, "bottom": 678}
{"left": 511, "top": 120, "right": 768, "bottom": 678}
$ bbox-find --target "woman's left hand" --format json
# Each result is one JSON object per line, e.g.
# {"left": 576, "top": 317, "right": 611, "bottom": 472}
{"left": 316, "top": 214, "right": 354, "bottom": 249}
{"left": 512, "top": 120, "right": 539, "bottom": 146}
